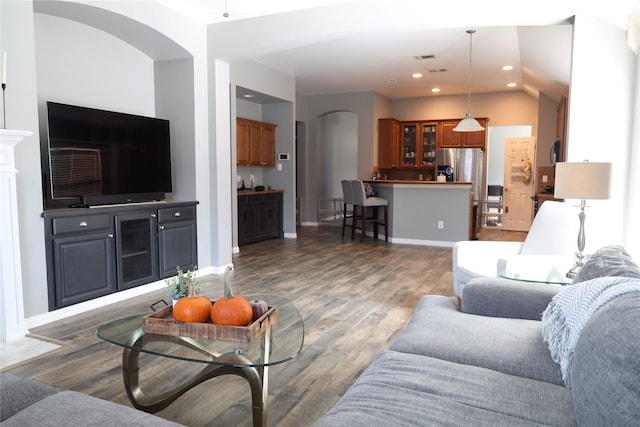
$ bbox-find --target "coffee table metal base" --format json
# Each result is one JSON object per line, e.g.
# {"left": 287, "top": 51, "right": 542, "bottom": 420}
{"left": 121, "top": 328, "right": 270, "bottom": 427}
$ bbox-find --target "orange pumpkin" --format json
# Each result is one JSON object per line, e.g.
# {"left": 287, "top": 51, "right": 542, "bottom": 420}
{"left": 211, "top": 266, "right": 253, "bottom": 326}
{"left": 173, "top": 277, "right": 211, "bottom": 323}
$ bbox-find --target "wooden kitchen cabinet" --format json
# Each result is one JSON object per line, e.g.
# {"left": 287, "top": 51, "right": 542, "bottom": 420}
{"left": 395, "top": 121, "right": 438, "bottom": 168}
{"left": 237, "top": 117, "right": 277, "bottom": 167}
{"left": 237, "top": 119, "right": 250, "bottom": 166}
{"left": 378, "top": 119, "right": 400, "bottom": 168}
{"left": 439, "top": 118, "right": 488, "bottom": 149}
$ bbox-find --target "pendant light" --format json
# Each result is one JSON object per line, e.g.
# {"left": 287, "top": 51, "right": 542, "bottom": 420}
{"left": 453, "top": 29, "right": 484, "bottom": 132}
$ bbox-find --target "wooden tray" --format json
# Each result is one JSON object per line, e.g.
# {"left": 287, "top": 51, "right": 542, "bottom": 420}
{"left": 142, "top": 304, "right": 277, "bottom": 343}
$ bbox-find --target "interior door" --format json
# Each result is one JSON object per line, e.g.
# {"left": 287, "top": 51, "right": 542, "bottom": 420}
{"left": 503, "top": 137, "right": 536, "bottom": 231}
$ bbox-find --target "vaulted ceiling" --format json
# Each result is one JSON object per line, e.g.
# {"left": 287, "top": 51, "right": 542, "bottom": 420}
{"left": 34, "top": 0, "right": 639, "bottom": 102}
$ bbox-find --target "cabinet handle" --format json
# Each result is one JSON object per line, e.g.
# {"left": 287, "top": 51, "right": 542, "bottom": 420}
{"left": 151, "top": 213, "right": 157, "bottom": 218}
{"left": 107, "top": 233, "right": 114, "bottom": 238}
{"left": 174, "top": 212, "right": 181, "bottom": 217}
{"left": 79, "top": 221, "right": 88, "bottom": 227}
{"left": 159, "top": 226, "right": 165, "bottom": 230}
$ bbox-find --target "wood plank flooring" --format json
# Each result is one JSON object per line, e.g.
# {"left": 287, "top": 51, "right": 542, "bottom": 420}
{"left": 4, "top": 226, "right": 524, "bottom": 427}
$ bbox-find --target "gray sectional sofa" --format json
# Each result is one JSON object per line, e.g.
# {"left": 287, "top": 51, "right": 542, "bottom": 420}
{"left": 316, "top": 245, "right": 640, "bottom": 426}
{"left": 0, "top": 374, "right": 183, "bottom": 426}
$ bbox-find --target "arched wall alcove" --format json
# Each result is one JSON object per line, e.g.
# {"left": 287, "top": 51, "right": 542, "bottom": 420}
{"left": 33, "top": 0, "right": 197, "bottom": 202}
{"left": 318, "top": 110, "right": 358, "bottom": 199}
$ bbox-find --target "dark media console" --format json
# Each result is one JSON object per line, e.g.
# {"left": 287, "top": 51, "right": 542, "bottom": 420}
{"left": 43, "top": 200, "right": 198, "bottom": 311}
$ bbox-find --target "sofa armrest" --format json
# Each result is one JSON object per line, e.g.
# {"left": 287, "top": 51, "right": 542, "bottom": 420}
{"left": 461, "top": 278, "right": 562, "bottom": 320}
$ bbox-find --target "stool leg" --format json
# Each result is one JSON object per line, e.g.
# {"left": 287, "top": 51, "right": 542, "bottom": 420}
{"left": 341, "top": 202, "right": 347, "bottom": 237}
{"left": 360, "top": 206, "right": 367, "bottom": 242}
{"left": 351, "top": 205, "right": 358, "bottom": 240}
{"left": 383, "top": 205, "right": 388, "bottom": 242}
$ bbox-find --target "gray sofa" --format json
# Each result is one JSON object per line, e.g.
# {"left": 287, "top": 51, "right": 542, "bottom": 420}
{"left": 0, "top": 373, "right": 183, "bottom": 426}
{"left": 316, "top": 245, "right": 640, "bottom": 426}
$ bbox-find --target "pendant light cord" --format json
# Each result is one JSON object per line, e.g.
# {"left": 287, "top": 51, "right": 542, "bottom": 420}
{"left": 466, "top": 29, "right": 475, "bottom": 113}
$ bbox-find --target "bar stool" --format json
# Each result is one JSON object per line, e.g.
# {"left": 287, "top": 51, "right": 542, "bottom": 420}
{"left": 340, "top": 179, "right": 354, "bottom": 237}
{"left": 351, "top": 180, "right": 388, "bottom": 242}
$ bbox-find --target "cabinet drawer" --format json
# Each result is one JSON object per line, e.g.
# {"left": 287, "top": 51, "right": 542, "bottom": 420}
{"left": 52, "top": 214, "right": 111, "bottom": 236}
{"left": 158, "top": 206, "right": 196, "bottom": 223}
{"left": 263, "top": 193, "right": 282, "bottom": 202}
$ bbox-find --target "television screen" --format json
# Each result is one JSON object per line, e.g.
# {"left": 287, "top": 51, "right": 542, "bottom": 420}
{"left": 44, "top": 102, "right": 172, "bottom": 207}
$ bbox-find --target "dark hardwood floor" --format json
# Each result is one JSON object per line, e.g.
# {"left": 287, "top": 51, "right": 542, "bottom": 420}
{"left": 4, "top": 225, "right": 524, "bottom": 426}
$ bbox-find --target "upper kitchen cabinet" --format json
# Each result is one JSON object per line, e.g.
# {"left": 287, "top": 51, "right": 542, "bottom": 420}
{"left": 421, "top": 123, "right": 437, "bottom": 165}
{"left": 237, "top": 117, "right": 277, "bottom": 167}
{"left": 237, "top": 119, "right": 250, "bottom": 166}
{"left": 439, "top": 118, "right": 488, "bottom": 149}
{"left": 399, "top": 122, "right": 438, "bottom": 168}
{"left": 378, "top": 119, "right": 400, "bottom": 169}
{"left": 401, "top": 123, "right": 419, "bottom": 167}
{"left": 379, "top": 120, "right": 438, "bottom": 169}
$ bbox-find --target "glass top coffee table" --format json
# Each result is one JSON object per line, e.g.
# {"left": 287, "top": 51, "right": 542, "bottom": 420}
{"left": 97, "top": 294, "right": 304, "bottom": 427}
{"left": 499, "top": 255, "right": 574, "bottom": 285}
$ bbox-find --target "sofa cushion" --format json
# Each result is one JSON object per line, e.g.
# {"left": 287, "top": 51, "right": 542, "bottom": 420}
{"left": 390, "top": 295, "right": 563, "bottom": 385}
{"left": 572, "top": 245, "right": 640, "bottom": 284}
{"left": 0, "top": 374, "right": 59, "bottom": 421}
{"left": 571, "top": 292, "right": 640, "bottom": 426}
{"left": 462, "top": 277, "right": 561, "bottom": 320}
{"left": 315, "top": 349, "right": 576, "bottom": 427}
{"left": 2, "top": 390, "right": 183, "bottom": 426}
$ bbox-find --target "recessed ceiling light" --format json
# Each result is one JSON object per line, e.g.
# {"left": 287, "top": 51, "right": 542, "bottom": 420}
{"left": 502, "top": 65, "right": 514, "bottom": 71}
{"left": 507, "top": 82, "right": 517, "bottom": 87}
{"left": 243, "top": 94, "right": 255, "bottom": 98}
{"left": 432, "top": 88, "right": 441, "bottom": 93}
{"left": 412, "top": 73, "right": 423, "bottom": 79}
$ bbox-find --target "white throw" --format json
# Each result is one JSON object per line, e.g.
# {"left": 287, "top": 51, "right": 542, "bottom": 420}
{"left": 541, "top": 276, "right": 640, "bottom": 386}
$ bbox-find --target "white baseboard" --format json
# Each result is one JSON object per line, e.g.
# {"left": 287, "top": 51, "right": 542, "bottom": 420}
{"left": 24, "top": 267, "right": 224, "bottom": 330}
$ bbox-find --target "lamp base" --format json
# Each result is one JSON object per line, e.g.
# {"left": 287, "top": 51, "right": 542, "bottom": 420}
{"left": 566, "top": 251, "right": 586, "bottom": 280}
{"left": 565, "top": 264, "right": 582, "bottom": 279}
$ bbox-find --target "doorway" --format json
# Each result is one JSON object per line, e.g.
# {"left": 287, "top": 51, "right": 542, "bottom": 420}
{"left": 485, "top": 125, "right": 532, "bottom": 230}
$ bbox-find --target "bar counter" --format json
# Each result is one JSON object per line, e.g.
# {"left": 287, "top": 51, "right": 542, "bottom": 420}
{"left": 364, "top": 180, "right": 473, "bottom": 246}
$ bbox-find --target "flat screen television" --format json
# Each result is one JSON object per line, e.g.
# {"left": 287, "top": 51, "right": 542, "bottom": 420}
{"left": 43, "top": 101, "right": 172, "bottom": 208}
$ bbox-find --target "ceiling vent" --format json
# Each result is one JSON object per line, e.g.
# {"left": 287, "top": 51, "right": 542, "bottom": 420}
{"left": 414, "top": 54, "right": 436, "bottom": 60}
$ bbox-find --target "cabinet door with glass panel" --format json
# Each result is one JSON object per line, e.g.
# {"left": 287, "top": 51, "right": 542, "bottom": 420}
{"left": 421, "top": 123, "right": 438, "bottom": 165}
{"left": 401, "top": 123, "right": 419, "bottom": 167}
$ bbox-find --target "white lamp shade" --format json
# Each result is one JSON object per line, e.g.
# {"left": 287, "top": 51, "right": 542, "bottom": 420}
{"left": 452, "top": 112, "right": 485, "bottom": 132}
{"left": 554, "top": 162, "right": 612, "bottom": 200}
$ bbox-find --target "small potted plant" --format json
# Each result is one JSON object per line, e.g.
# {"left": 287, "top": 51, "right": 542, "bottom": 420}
{"left": 166, "top": 267, "right": 202, "bottom": 305}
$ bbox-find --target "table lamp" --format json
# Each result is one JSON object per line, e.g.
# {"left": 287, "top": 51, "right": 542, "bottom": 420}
{"left": 554, "top": 161, "right": 612, "bottom": 278}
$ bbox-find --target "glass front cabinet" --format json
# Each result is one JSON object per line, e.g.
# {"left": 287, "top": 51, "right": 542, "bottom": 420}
{"left": 401, "top": 123, "right": 418, "bottom": 167}
{"left": 400, "top": 122, "right": 438, "bottom": 168}
{"left": 421, "top": 123, "right": 437, "bottom": 165}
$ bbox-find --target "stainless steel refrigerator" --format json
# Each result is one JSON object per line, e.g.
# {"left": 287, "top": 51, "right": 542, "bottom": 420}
{"left": 436, "top": 148, "right": 484, "bottom": 202}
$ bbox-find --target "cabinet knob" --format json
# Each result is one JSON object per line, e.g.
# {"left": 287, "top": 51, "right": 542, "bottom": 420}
{"left": 159, "top": 226, "right": 165, "bottom": 230}
{"left": 108, "top": 233, "right": 114, "bottom": 238}
{"left": 79, "top": 221, "right": 88, "bottom": 227}
{"left": 174, "top": 212, "right": 181, "bottom": 217}
{"left": 151, "top": 213, "right": 157, "bottom": 218}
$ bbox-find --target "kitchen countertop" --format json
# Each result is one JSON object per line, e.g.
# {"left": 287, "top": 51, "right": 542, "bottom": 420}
{"left": 365, "top": 179, "right": 473, "bottom": 185}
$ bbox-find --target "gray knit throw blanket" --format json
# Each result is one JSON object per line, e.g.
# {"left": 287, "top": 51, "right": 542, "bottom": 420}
{"left": 541, "top": 276, "right": 640, "bottom": 386}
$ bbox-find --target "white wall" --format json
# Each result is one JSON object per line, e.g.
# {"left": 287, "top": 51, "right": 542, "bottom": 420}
{"left": 567, "top": 14, "right": 636, "bottom": 254}
{"left": 1, "top": 1, "right": 45, "bottom": 319}
{"left": 34, "top": 13, "right": 155, "bottom": 115}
